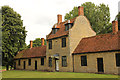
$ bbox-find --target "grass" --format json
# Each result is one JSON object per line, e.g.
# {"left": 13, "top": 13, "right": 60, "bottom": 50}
{"left": 2, "top": 66, "right": 6, "bottom": 70}
{"left": 2, "top": 70, "right": 120, "bottom": 78}
{"left": 2, "top": 66, "right": 14, "bottom": 70}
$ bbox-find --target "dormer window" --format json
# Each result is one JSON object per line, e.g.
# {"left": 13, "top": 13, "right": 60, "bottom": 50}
{"left": 65, "top": 20, "right": 73, "bottom": 31}
{"left": 52, "top": 28, "right": 59, "bottom": 34}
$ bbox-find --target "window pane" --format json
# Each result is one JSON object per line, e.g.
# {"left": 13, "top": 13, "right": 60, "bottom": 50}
{"left": 41, "top": 58, "right": 44, "bottom": 65}
{"left": 81, "top": 56, "right": 87, "bottom": 66}
{"left": 62, "top": 38, "right": 66, "bottom": 47}
{"left": 116, "top": 53, "right": 120, "bottom": 67}
{"left": 49, "top": 57, "right": 52, "bottom": 67}
{"left": 18, "top": 59, "right": 20, "bottom": 66}
{"left": 49, "top": 40, "right": 52, "bottom": 49}
{"left": 28, "top": 59, "right": 31, "bottom": 66}
{"left": 52, "top": 29, "right": 59, "bottom": 34}
{"left": 65, "top": 23, "right": 73, "bottom": 31}
{"left": 62, "top": 56, "right": 67, "bottom": 67}
{"left": 65, "top": 26, "right": 68, "bottom": 31}
{"left": 52, "top": 29, "right": 55, "bottom": 34}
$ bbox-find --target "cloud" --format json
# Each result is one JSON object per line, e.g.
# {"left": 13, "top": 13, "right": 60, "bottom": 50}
{"left": 0, "top": 0, "right": 119, "bottom": 45}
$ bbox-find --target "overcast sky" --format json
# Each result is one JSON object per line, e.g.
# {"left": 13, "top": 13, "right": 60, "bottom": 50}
{"left": 0, "top": 0, "right": 120, "bottom": 45}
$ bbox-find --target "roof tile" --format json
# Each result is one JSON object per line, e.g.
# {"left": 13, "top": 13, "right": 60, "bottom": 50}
{"left": 14, "top": 45, "right": 46, "bottom": 59}
{"left": 47, "top": 18, "right": 76, "bottom": 40}
{"left": 73, "top": 32, "right": 120, "bottom": 54}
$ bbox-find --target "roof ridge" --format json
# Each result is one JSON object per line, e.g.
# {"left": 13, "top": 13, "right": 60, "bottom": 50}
{"left": 82, "top": 32, "right": 114, "bottom": 40}
{"left": 19, "top": 45, "right": 46, "bottom": 52}
{"left": 15, "top": 45, "right": 46, "bottom": 59}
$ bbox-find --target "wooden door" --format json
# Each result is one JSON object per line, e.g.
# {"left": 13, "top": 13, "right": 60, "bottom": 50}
{"left": 23, "top": 61, "right": 26, "bottom": 69}
{"left": 55, "top": 59, "right": 59, "bottom": 71}
{"left": 97, "top": 58, "right": 104, "bottom": 72}
{"left": 35, "top": 60, "right": 37, "bottom": 70}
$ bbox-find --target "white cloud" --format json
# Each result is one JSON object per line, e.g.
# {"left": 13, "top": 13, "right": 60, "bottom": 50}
{"left": 0, "top": 0, "right": 119, "bottom": 45}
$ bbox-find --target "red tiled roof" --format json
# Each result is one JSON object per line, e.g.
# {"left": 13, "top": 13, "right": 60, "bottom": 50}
{"left": 14, "top": 45, "right": 46, "bottom": 59}
{"left": 47, "top": 18, "right": 76, "bottom": 40}
{"left": 73, "top": 32, "right": 120, "bottom": 54}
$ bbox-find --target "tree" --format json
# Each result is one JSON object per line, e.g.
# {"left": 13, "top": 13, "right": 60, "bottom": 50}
{"left": 27, "top": 38, "right": 46, "bottom": 48}
{"left": 2, "top": 6, "right": 27, "bottom": 70}
{"left": 19, "top": 43, "right": 27, "bottom": 51}
{"left": 64, "top": 2, "right": 111, "bottom": 34}
{"left": 0, "top": 8, "right": 2, "bottom": 66}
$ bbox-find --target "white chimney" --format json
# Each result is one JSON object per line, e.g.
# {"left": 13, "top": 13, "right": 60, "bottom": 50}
{"left": 118, "top": 1, "right": 120, "bottom": 13}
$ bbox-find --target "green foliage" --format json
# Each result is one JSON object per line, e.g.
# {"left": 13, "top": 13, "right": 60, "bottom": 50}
{"left": 0, "top": 7, "right": 2, "bottom": 66}
{"left": 64, "top": 2, "right": 111, "bottom": 35}
{"left": 27, "top": 38, "right": 46, "bottom": 48}
{"left": 19, "top": 43, "right": 27, "bottom": 51}
{"left": 2, "top": 6, "right": 27, "bottom": 69}
{"left": 65, "top": 7, "right": 78, "bottom": 20}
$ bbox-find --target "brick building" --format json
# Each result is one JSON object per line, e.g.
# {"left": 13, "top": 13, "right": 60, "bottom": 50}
{"left": 14, "top": 6, "right": 120, "bottom": 74}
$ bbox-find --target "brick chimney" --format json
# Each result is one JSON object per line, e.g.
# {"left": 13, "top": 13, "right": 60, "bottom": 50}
{"left": 57, "top": 14, "right": 62, "bottom": 24}
{"left": 41, "top": 38, "right": 44, "bottom": 46}
{"left": 30, "top": 40, "right": 33, "bottom": 48}
{"left": 78, "top": 6, "right": 84, "bottom": 16}
{"left": 112, "top": 20, "right": 118, "bottom": 33}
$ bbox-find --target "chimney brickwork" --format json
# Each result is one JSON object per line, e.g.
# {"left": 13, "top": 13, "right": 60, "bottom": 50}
{"left": 57, "top": 14, "right": 62, "bottom": 24}
{"left": 41, "top": 38, "right": 44, "bottom": 46}
{"left": 78, "top": 6, "right": 84, "bottom": 16}
{"left": 30, "top": 40, "right": 33, "bottom": 48}
{"left": 112, "top": 21, "right": 118, "bottom": 33}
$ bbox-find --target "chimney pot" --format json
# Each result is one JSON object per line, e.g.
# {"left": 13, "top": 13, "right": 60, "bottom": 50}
{"left": 30, "top": 40, "right": 33, "bottom": 48}
{"left": 41, "top": 38, "right": 44, "bottom": 46}
{"left": 112, "top": 20, "right": 118, "bottom": 33}
{"left": 78, "top": 6, "right": 84, "bottom": 16}
{"left": 57, "top": 14, "right": 62, "bottom": 24}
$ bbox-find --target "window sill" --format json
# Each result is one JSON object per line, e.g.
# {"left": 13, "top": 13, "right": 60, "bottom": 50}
{"left": 81, "top": 66, "right": 87, "bottom": 67}
{"left": 62, "top": 46, "right": 66, "bottom": 48}
{"left": 41, "top": 65, "right": 44, "bottom": 66}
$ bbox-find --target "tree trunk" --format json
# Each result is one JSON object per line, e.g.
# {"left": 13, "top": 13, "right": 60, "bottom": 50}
{"left": 6, "top": 65, "right": 9, "bottom": 70}
{"left": 10, "top": 65, "right": 12, "bottom": 70}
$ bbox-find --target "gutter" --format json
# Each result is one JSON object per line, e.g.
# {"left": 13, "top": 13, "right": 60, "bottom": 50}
{"left": 72, "top": 50, "right": 120, "bottom": 55}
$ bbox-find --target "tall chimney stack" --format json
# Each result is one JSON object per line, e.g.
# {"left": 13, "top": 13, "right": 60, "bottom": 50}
{"left": 78, "top": 6, "right": 84, "bottom": 16}
{"left": 112, "top": 20, "right": 118, "bottom": 33}
{"left": 118, "top": 1, "right": 120, "bottom": 13}
{"left": 41, "top": 38, "right": 44, "bottom": 46}
{"left": 30, "top": 40, "right": 33, "bottom": 48}
{"left": 57, "top": 14, "right": 62, "bottom": 24}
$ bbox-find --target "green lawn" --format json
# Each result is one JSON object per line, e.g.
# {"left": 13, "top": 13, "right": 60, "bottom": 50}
{"left": 2, "top": 66, "right": 14, "bottom": 70}
{"left": 2, "top": 70, "right": 120, "bottom": 78}
{"left": 2, "top": 66, "right": 6, "bottom": 70}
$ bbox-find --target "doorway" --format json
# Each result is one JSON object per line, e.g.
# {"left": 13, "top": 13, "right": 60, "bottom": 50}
{"left": 55, "top": 59, "right": 59, "bottom": 71}
{"left": 97, "top": 58, "right": 104, "bottom": 72}
{"left": 35, "top": 60, "right": 37, "bottom": 70}
{"left": 23, "top": 61, "right": 26, "bottom": 69}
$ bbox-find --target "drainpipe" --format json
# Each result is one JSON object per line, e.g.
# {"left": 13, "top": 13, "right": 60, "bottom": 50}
{"left": 72, "top": 54, "right": 74, "bottom": 72}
